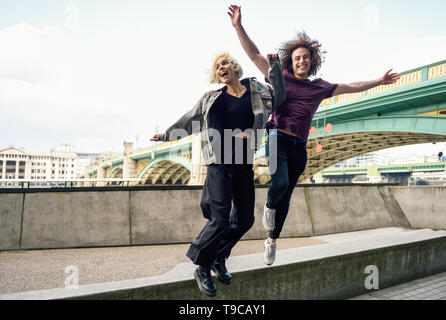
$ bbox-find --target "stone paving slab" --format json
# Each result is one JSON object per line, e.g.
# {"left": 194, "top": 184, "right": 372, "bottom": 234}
{"left": 350, "top": 271, "right": 446, "bottom": 300}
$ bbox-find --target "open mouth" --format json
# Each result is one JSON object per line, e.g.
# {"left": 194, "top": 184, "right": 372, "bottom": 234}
{"left": 219, "top": 71, "right": 229, "bottom": 80}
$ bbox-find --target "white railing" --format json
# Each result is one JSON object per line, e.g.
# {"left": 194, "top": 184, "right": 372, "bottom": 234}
{"left": 428, "top": 62, "right": 446, "bottom": 80}
{"left": 0, "top": 178, "right": 142, "bottom": 188}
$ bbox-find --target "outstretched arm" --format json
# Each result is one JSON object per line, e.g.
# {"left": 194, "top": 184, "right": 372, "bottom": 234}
{"left": 333, "top": 69, "right": 400, "bottom": 96}
{"left": 150, "top": 95, "right": 205, "bottom": 142}
{"left": 228, "top": 5, "right": 270, "bottom": 78}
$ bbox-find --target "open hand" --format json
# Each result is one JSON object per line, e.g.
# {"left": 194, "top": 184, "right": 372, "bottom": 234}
{"left": 381, "top": 69, "right": 400, "bottom": 85}
{"left": 227, "top": 5, "right": 241, "bottom": 28}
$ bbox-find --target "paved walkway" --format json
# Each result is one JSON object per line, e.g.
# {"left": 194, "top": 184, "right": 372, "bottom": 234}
{"left": 0, "top": 237, "right": 324, "bottom": 295}
{"left": 1, "top": 228, "right": 445, "bottom": 300}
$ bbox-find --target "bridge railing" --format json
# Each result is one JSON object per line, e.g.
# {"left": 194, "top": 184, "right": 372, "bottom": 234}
{"left": 97, "top": 136, "right": 193, "bottom": 167}
{"left": 428, "top": 62, "right": 446, "bottom": 80}
{"left": 319, "top": 59, "right": 446, "bottom": 108}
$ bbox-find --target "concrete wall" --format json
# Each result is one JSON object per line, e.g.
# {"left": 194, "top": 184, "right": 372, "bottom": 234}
{"left": 21, "top": 192, "right": 130, "bottom": 249}
{"left": 0, "top": 193, "right": 23, "bottom": 250}
{"left": 130, "top": 189, "right": 204, "bottom": 245}
{"left": 1, "top": 186, "right": 445, "bottom": 250}
{"left": 304, "top": 186, "right": 396, "bottom": 234}
{"left": 390, "top": 187, "right": 446, "bottom": 230}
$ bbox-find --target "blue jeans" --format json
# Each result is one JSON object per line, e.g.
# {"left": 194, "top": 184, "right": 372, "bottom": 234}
{"left": 265, "top": 131, "right": 307, "bottom": 239}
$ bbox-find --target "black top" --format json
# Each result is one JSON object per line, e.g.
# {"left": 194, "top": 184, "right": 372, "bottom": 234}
{"left": 218, "top": 87, "right": 254, "bottom": 132}
{"left": 208, "top": 84, "right": 255, "bottom": 164}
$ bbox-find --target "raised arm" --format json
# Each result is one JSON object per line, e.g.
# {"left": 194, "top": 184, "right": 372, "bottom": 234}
{"left": 333, "top": 68, "right": 400, "bottom": 96}
{"left": 228, "top": 5, "right": 270, "bottom": 78}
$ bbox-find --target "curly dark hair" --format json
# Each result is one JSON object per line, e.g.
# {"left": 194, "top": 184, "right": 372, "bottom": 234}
{"left": 277, "top": 31, "right": 322, "bottom": 78}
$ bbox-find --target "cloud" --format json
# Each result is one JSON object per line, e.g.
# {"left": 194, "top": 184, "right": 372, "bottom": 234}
{"left": 0, "top": 23, "right": 51, "bottom": 83}
{"left": 0, "top": 22, "right": 156, "bottom": 152}
{"left": 2, "top": 2, "right": 445, "bottom": 155}
{"left": 2, "top": 27, "right": 179, "bottom": 152}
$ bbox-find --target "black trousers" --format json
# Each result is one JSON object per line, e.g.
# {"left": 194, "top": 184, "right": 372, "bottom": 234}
{"left": 186, "top": 163, "right": 255, "bottom": 267}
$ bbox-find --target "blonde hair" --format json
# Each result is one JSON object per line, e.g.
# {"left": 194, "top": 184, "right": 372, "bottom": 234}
{"left": 209, "top": 52, "right": 243, "bottom": 84}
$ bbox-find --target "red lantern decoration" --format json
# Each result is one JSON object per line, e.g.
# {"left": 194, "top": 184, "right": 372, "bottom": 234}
{"left": 325, "top": 123, "right": 332, "bottom": 133}
{"left": 310, "top": 126, "right": 317, "bottom": 135}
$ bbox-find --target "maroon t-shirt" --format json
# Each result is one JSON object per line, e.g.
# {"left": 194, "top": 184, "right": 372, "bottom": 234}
{"left": 271, "top": 69, "right": 338, "bottom": 142}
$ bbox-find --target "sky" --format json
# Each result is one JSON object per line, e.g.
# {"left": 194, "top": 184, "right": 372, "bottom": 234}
{"left": 0, "top": 0, "right": 445, "bottom": 159}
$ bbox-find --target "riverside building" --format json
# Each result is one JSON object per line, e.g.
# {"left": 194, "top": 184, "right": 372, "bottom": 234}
{"left": 0, "top": 144, "right": 79, "bottom": 185}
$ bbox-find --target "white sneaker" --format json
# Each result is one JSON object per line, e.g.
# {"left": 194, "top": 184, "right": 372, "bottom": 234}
{"left": 264, "top": 239, "right": 277, "bottom": 266}
{"left": 263, "top": 205, "right": 276, "bottom": 231}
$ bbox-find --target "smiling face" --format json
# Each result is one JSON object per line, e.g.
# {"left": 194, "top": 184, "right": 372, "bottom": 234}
{"left": 215, "top": 56, "right": 237, "bottom": 84}
{"left": 291, "top": 47, "right": 312, "bottom": 79}
{"left": 209, "top": 52, "right": 243, "bottom": 84}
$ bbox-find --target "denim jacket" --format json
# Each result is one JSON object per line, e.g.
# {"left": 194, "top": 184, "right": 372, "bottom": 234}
{"left": 158, "top": 56, "right": 286, "bottom": 165}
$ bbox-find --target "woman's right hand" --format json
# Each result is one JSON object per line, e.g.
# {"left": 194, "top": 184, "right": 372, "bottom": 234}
{"left": 267, "top": 53, "right": 278, "bottom": 60}
{"left": 150, "top": 134, "right": 160, "bottom": 141}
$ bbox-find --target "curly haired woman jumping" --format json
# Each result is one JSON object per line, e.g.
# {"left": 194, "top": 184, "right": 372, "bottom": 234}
{"left": 228, "top": 4, "right": 400, "bottom": 266}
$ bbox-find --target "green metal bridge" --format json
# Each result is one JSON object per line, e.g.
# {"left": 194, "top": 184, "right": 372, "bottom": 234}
{"left": 87, "top": 59, "right": 446, "bottom": 185}
{"left": 317, "top": 162, "right": 446, "bottom": 185}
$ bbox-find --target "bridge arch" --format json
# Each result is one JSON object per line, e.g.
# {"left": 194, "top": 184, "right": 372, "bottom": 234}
{"left": 305, "top": 115, "right": 446, "bottom": 181}
{"left": 103, "top": 166, "right": 124, "bottom": 185}
{"left": 255, "top": 116, "right": 446, "bottom": 183}
{"left": 138, "top": 158, "right": 191, "bottom": 185}
{"left": 107, "top": 165, "right": 123, "bottom": 179}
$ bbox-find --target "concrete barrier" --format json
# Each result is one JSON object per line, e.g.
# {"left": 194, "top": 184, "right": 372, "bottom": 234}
{"left": 20, "top": 191, "right": 130, "bottom": 249}
{"left": 0, "top": 185, "right": 445, "bottom": 250}
{"left": 305, "top": 186, "right": 394, "bottom": 234}
{"left": 130, "top": 189, "right": 205, "bottom": 244}
{"left": 390, "top": 186, "right": 446, "bottom": 230}
{"left": 0, "top": 193, "right": 23, "bottom": 250}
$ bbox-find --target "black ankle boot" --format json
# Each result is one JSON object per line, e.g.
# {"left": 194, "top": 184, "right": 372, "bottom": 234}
{"left": 211, "top": 257, "right": 232, "bottom": 285}
{"left": 194, "top": 266, "right": 217, "bottom": 297}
